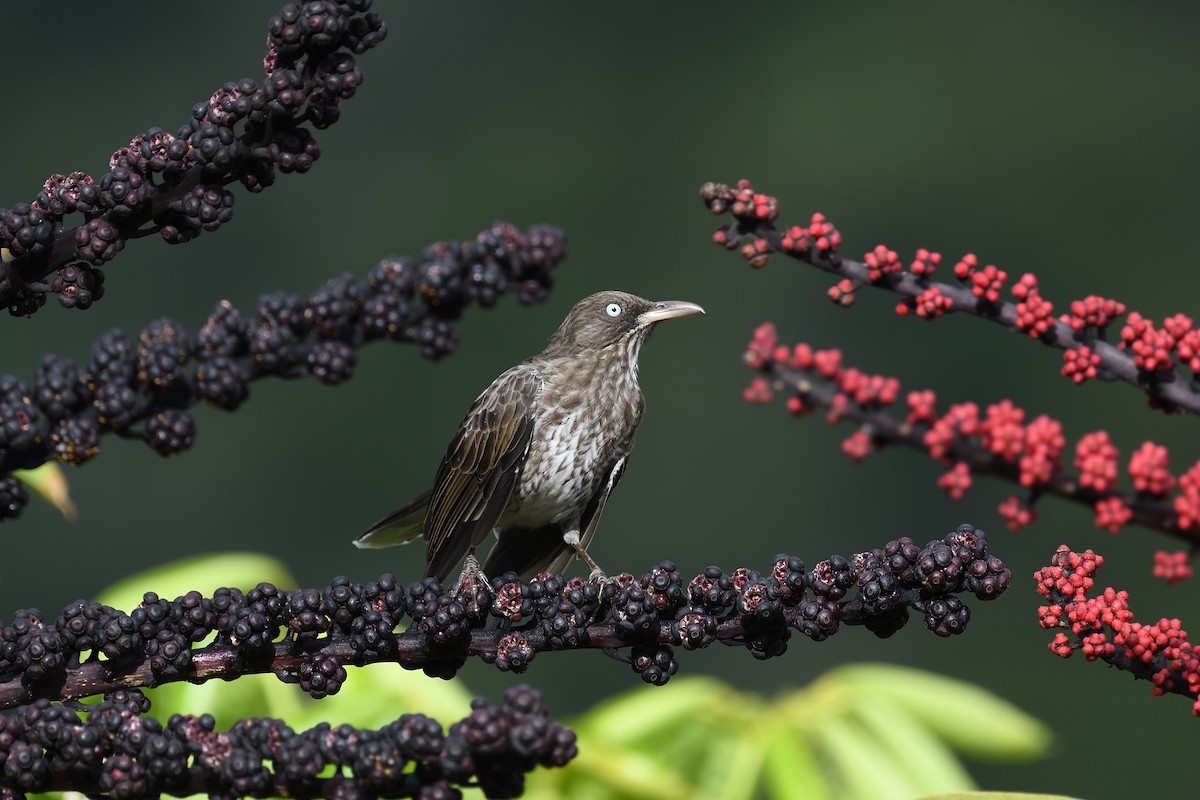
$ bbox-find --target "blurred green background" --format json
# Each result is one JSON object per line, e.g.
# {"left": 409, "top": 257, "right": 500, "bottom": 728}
{"left": 3, "top": 2, "right": 1199, "bottom": 796}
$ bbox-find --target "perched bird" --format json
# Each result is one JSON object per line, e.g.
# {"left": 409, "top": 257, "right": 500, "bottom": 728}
{"left": 355, "top": 290, "right": 704, "bottom": 586}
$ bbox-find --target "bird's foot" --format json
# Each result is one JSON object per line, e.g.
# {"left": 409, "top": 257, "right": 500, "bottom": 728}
{"left": 451, "top": 554, "right": 495, "bottom": 609}
{"left": 565, "top": 534, "right": 610, "bottom": 586}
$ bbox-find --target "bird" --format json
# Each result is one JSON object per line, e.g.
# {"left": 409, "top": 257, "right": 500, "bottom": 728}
{"left": 354, "top": 290, "right": 704, "bottom": 588}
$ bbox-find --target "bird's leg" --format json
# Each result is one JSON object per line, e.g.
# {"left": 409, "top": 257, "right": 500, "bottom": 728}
{"left": 452, "top": 550, "right": 494, "bottom": 604}
{"left": 562, "top": 530, "right": 608, "bottom": 584}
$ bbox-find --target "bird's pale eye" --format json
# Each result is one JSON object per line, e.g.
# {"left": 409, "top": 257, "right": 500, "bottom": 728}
{"left": 604, "top": 302, "right": 622, "bottom": 318}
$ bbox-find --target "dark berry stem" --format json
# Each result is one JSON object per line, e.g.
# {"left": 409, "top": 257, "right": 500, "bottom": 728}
{"left": 0, "top": 525, "right": 1010, "bottom": 706}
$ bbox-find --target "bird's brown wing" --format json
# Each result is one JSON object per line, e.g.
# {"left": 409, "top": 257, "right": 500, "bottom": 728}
{"left": 424, "top": 364, "right": 541, "bottom": 581}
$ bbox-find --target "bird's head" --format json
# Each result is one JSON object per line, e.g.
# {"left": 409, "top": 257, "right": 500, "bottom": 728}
{"left": 545, "top": 291, "right": 705, "bottom": 359}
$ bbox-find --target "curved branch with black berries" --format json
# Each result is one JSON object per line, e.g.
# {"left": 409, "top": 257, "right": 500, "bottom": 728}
{"left": 0, "top": 221, "right": 567, "bottom": 519}
{"left": 0, "top": 3, "right": 385, "bottom": 313}
{"left": 708, "top": 179, "right": 1200, "bottom": 579}
{"left": 0, "top": 525, "right": 1010, "bottom": 708}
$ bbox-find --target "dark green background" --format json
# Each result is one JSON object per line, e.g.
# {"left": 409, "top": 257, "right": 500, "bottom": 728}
{"left": 4, "top": 3, "right": 1199, "bottom": 796}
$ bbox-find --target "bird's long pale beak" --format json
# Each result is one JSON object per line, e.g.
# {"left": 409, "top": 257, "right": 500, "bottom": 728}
{"left": 638, "top": 300, "right": 705, "bottom": 326}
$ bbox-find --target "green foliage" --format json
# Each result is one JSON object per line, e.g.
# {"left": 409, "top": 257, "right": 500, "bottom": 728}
{"left": 14, "top": 463, "right": 75, "bottom": 520}
{"left": 523, "top": 665, "right": 1051, "bottom": 800}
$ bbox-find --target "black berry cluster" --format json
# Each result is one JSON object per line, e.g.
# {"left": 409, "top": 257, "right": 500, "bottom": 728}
{"left": 0, "top": 685, "right": 575, "bottom": 799}
{"left": 0, "top": 526, "right": 1009, "bottom": 704}
{"left": 470, "top": 525, "right": 1007, "bottom": 684}
{"left": 0, "top": 2, "right": 387, "bottom": 314}
{"left": 0, "top": 222, "right": 568, "bottom": 519}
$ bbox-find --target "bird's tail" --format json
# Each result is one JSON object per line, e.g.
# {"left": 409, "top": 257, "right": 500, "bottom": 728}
{"left": 354, "top": 490, "right": 431, "bottom": 548}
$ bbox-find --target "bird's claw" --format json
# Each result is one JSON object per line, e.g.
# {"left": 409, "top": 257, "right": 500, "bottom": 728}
{"left": 451, "top": 553, "right": 495, "bottom": 609}
{"left": 588, "top": 567, "right": 613, "bottom": 586}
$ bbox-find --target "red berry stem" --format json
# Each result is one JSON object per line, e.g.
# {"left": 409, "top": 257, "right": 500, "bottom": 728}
{"left": 742, "top": 323, "right": 1200, "bottom": 559}
{"left": 1036, "top": 545, "right": 1200, "bottom": 714}
{"left": 702, "top": 179, "right": 1200, "bottom": 415}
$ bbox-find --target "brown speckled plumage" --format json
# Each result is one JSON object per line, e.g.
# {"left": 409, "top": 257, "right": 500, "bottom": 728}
{"left": 356, "top": 291, "right": 703, "bottom": 582}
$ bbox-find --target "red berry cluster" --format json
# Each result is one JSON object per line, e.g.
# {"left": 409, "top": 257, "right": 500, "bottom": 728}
{"left": 837, "top": 367, "right": 901, "bottom": 407}
{"left": 744, "top": 321, "right": 778, "bottom": 370}
{"left": 898, "top": 286, "right": 954, "bottom": 319}
{"left": 1180, "top": 329, "right": 1200, "bottom": 372}
{"left": 922, "top": 400, "right": 1063, "bottom": 500}
{"left": 905, "top": 389, "right": 937, "bottom": 425}
{"left": 1075, "top": 431, "right": 1118, "bottom": 492}
{"left": 741, "top": 238, "right": 771, "bottom": 269}
{"left": 841, "top": 430, "right": 872, "bottom": 462}
{"left": 1036, "top": 545, "right": 1200, "bottom": 714}
{"left": 1020, "top": 415, "right": 1065, "bottom": 487}
{"left": 1093, "top": 496, "right": 1133, "bottom": 533}
{"left": 1061, "top": 346, "right": 1102, "bottom": 384}
{"left": 1011, "top": 274, "right": 1055, "bottom": 338}
{"left": 777, "top": 212, "right": 843, "bottom": 255}
{"left": 1154, "top": 550, "right": 1194, "bottom": 586}
{"left": 700, "top": 179, "right": 778, "bottom": 221}
{"left": 742, "top": 376, "right": 773, "bottom": 404}
{"left": 731, "top": 180, "right": 779, "bottom": 221}
{"left": 909, "top": 248, "right": 941, "bottom": 277}
{"left": 1119, "top": 311, "right": 1200, "bottom": 375}
{"left": 809, "top": 213, "right": 842, "bottom": 252}
{"left": 780, "top": 225, "right": 811, "bottom": 253}
{"left": 827, "top": 277, "right": 857, "bottom": 307}
{"left": 953, "top": 254, "right": 1007, "bottom": 303}
{"left": 923, "top": 402, "right": 981, "bottom": 460}
{"left": 1176, "top": 462, "right": 1200, "bottom": 532}
{"left": 865, "top": 245, "right": 901, "bottom": 282}
{"left": 742, "top": 327, "right": 1200, "bottom": 560}
{"left": 711, "top": 225, "right": 737, "bottom": 249}
{"left": 980, "top": 399, "right": 1024, "bottom": 460}
{"left": 937, "top": 462, "right": 972, "bottom": 500}
{"left": 1062, "top": 295, "right": 1126, "bottom": 332}
{"left": 1129, "top": 441, "right": 1175, "bottom": 495}
{"left": 1121, "top": 312, "right": 1175, "bottom": 371}
{"left": 998, "top": 495, "right": 1037, "bottom": 529}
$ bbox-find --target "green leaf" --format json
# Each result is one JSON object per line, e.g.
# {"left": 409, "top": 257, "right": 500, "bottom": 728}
{"left": 850, "top": 695, "right": 974, "bottom": 795}
{"left": 527, "top": 736, "right": 694, "bottom": 800}
{"left": 810, "top": 713, "right": 919, "bottom": 800}
{"left": 830, "top": 664, "right": 1051, "bottom": 761}
{"left": 15, "top": 463, "right": 76, "bottom": 520}
{"left": 581, "top": 676, "right": 730, "bottom": 746}
{"left": 712, "top": 720, "right": 766, "bottom": 800}
{"left": 762, "top": 719, "right": 832, "bottom": 800}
